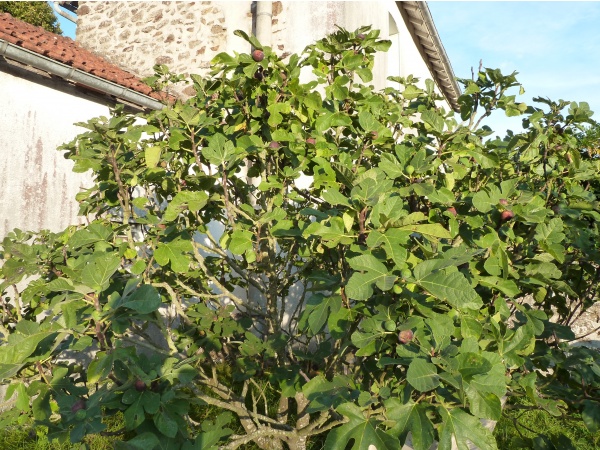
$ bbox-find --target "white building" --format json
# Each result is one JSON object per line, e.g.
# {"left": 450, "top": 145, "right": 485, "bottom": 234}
{"left": 0, "top": 1, "right": 459, "bottom": 238}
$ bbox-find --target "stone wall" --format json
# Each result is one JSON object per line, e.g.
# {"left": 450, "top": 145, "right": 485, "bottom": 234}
{"left": 76, "top": 1, "right": 254, "bottom": 97}
{"left": 75, "top": 2, "right": 400, "bottom": 95}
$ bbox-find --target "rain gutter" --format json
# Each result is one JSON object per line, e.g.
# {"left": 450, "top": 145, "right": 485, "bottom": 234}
{"left": 255, "top": 1, "right": 273, "bottom": 46}
{"left": 397, "top": 1, "right": 461, "bottom": 111}
{"left": 0, "top": 39, "right": 164, "bottom": 110}
{"left": 53, "top": 2, "right": 77, "bottom": 24}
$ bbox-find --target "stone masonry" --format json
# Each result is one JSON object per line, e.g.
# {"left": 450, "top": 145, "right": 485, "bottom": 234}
{"left": 76, "top": 2, "right": 394, "bottom": 96}
{"left": 76, "top": 2, "right": 266, "bottom": 97}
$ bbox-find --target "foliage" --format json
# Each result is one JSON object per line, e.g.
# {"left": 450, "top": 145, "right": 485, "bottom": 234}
{"left": 494, "top": 396, "right": 600, "bottom": 449}
{"left": 0, "top": 1, "right": 62, "bottom": 34}
{"left": 2, "top": 26, "right": 600, "bottom": 450}
{"left": 0, "top": 419, "right": 124, "bottom": 450}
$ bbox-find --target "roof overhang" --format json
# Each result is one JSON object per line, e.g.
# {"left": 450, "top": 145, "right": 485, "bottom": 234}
{"left": 397, "top": 1, "right": 461, "bottom": 111}
{"left": 0, "top": 39, "right": 165, "bottom": 110}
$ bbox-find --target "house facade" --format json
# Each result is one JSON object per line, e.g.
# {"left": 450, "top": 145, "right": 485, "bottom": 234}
{"left": 75, "top": 1, "right": 460, "bottom": 110}
{"left": 0, "top": 12, "right": 164, "bottom": 238}
{"left": 0, "top": 1, "right": 460, "bottom": 239}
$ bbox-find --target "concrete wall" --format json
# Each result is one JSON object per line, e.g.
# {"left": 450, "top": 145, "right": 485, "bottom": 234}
{"left": 0, "top": 60, "right": 109, "bottom": 238}
{"left": 76, "top": 1, "right": 440, "bottom": 95}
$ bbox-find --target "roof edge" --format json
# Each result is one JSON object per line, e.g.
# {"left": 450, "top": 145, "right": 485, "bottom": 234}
{"left": 397, "top": 1, "right": 461, "bottom": 111}
{"left": 0, "top": 38, "right": 165, "bottom": 110}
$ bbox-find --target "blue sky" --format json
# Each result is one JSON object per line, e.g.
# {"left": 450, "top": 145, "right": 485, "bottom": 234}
{"left": 53, "top": 2, "right": 600, "bottom": 137}
{"left": 53, "top": 3, "right": 76, "bottom": 38}
{"left": 428, "top": 1, "right": 600, "bottom": 136}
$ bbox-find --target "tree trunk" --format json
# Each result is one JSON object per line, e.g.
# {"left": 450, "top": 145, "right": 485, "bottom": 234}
{"left": 284, "top": 392, "right": 311, "bottom": 450}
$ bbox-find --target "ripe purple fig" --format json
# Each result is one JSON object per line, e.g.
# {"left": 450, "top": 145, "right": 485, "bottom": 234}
{"left": 252, "top": 49, "right": 264, "bottom": 62}
{"left": 398, "top": 329, "right": 414, "bottom": 344}
{"left": 134, "top": 379, "right": 147, "bottom": 392}
{"left": 499, "top": 199, "right": 508, "bottom": 206}
{"left": 269, "top": 141, "right": 280, "bottom": 149}
{"left": 500, "top": 210, "right": 515, "bottom": 222}
{"left": 71, "top": 398, "right": 86, "bottom": 413}
{"left": 447, "top": 207, "right": 457, "bottom": 217}
{"left": 357, "top": 33, "right": 366, "bottom": 40}
{"left": 306, "top": 138, "right": 316, "bottom": 145}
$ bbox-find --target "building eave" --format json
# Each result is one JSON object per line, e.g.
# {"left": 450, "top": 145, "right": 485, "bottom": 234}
{"left": 0, "top": 39, "right": 165, "bottom": 110}
{"left": 397, "top": 1, "right": 461, "bottom": 111}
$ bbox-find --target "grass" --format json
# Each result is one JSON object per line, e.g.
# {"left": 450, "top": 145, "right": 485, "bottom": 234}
{"left": 494, "top": 397, "right": 600, "bottom": 449}
{"left": 0, "top": 428, "right": 115, "bottom": 450}
{"left": 0, "top": 413, "right": 125, "bottom": 450}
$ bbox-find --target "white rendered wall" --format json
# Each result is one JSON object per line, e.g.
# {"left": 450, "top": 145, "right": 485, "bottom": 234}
{"left": 0, "top": 67, "right": 106, "bottom": 238}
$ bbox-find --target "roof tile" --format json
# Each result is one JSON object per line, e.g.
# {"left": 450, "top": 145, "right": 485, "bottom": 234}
{"left": 0, "top": 12, "right": 168, "bottom": 103}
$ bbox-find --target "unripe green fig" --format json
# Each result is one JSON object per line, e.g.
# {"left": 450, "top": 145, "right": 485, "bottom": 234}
{"left": 405, "top": 165, "right": 415, "bottom": 175}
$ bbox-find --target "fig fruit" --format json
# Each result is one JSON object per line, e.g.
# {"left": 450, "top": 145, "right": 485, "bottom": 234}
{"left": 306, "top": 137, "right": 316, "bottom": 145}
{"left": 500, "top": 210, "right": 515, "bottom": 222}
{"left": 398, "top": 329, "right": 414, "bottom": 344}
{"left": 269, "top": 141, "right": 280, "bottom": 149}
{"left": 71, "top": 398, "right": 86, "bottom": 413}
{"left": 447, "top": 207, "right": 457, "bottom": 216}
{"left": 405, "top": 165, "right": 415, "bottom": 175}
{"left": 134, "top": 379, "right": 147, "bottom": 392}
{"left": 252, "top": 49, "right": 264, "bottom": 62}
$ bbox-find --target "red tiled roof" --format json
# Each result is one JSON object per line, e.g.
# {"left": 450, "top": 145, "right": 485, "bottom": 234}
{"left": 0, "top": 12, "right": 167, "bottom": 103}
